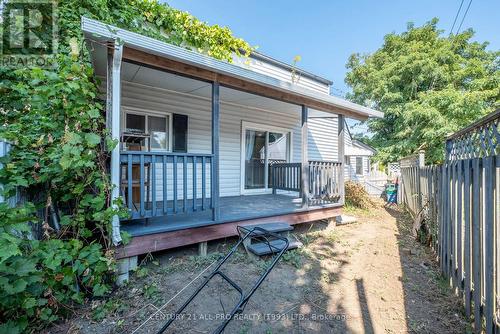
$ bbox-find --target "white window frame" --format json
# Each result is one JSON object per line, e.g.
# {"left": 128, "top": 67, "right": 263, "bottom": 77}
{"left": 344, "top": 155, "right": 351, "bottom": 165}
{"left": 355, "top": 156, "right": 363, "bottom": 175}
{"left": 121, "top": 106, "right": 173, "bottom": 152}
{"left": 240, "top": 121, "right": 293, "bottom": 195}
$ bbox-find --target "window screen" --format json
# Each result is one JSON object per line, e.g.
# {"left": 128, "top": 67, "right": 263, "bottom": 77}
{"left": 125, "top": 114, "right": 145, "bottom": 134}
{"left": 148, "top": 115, "right": 168, "bottom": 150}
{"left": 356, "top": 157, "right": 363, "bottom": 175}
{"left": 173, "top": 114, "right": 188, "bottom": 152}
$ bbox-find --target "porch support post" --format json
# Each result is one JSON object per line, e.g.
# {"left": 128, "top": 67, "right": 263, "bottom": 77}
{"left": 211, "top": 81, "right": 220, "bottom": 221}
{"left": 109, "top": 41, "right": 123, "bottom": 245}
{"left": 338, "top": 114, "right": 345, "bottom": 205}
{"left": 301, "top": 105, "right": 309, "bottom": 208}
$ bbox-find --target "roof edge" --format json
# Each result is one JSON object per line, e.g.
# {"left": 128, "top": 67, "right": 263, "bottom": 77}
{"left": 244, "top": 50, "right": 333, "bottom": 86}
{"left": 81, "top": 17, "right": 383, "bottom": 120}
{"left": 352, "top": 139, "right": 377, "bottom": 153}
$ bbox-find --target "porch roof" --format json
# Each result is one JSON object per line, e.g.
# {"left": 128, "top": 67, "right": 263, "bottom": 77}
{"left": 81, "top": 17, "right": 383, "bottom": 120}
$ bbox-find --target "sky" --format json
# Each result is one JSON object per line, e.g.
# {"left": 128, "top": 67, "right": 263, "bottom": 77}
{"left": 165, "top": 0, "right": 499, "bottom": 131}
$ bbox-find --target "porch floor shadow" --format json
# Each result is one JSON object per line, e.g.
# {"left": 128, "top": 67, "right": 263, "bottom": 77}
{"left": 120, "top": 194, "right": 337, "bottom": 236}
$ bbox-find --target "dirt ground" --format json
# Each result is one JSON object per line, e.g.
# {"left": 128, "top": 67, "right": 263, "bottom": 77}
{"left": 48, "top": 202, "right": 469, "bottom": 334}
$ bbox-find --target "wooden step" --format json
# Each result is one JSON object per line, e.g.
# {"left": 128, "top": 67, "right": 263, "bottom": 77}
{"left": 247, "top": 239, "right": 302, "bottom": 256}
{"left": 240, "top": 222, "right": 293, "bottom": 236}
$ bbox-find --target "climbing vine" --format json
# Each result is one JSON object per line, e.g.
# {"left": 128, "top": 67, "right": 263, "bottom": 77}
{"left": 0, "top": 0, "right": 252, "bottom": 332}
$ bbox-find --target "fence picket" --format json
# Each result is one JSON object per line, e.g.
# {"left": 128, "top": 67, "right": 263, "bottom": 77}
{"left": 457, "top": 159, "right": 463, "bottom": 293}
{"left": 464, "top": 159, "right": 472, "bottom": 317}
{"left": 396, "top": 108, "right": 499, "bottom": 333}
{"left": 484, "top": 157, "right": 494, "bottom": 333}
{"left": 472, "top": 158, "right": 482, "bottom": 333}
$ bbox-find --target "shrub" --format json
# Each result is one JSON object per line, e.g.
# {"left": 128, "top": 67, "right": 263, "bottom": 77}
{"left": 344, "top": 181, "right": 376, "bottom": 209}
{"left": 0, "top": 0, "right": 251, "bottom": 332}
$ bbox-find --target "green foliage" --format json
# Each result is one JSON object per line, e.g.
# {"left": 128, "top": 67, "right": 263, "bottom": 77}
{"left": 0, "top": 0, "right": 250, "bottom": 332}
{"left": 281, "top": 249, "right": 303, "bottom": 268}
{"left": 345, "top": 18, "right": 499, "bottom": 164}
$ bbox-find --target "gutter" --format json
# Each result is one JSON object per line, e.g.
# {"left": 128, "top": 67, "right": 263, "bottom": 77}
{"left": 81, "top": 17, "right": 383, "bottom": 120}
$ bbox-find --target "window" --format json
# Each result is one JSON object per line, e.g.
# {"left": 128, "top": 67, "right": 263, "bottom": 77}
{"left": 345, "top": 156, "right": 351, "bottom": 165}
{"left": 148, "top": 116, "right": 168, "bottom": 150}
{"left": 124, "top": 111, "right": 170, "bottom": 151}
{"left": 356, "top": 157, "right": 363, "bottom": 175}
{"left": 125, "top": 114, "right": 145, "bottom": 134}
{"left": 172, "top": 114, "right": 188, "bottom": 152}
{"left": 242, "top": 122, "right": 291, "bottom": 191}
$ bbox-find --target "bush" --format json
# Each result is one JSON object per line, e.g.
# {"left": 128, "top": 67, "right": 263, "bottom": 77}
{"left": 0, "top": 0, "right": 251, "bottom": 332}
{"left": 344, "top": 181, "right": 376, "bottom": 209}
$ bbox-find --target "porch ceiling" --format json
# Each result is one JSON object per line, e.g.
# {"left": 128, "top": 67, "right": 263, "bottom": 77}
{"left": 93, "top": 59, "right": 302, "bottom": 114}
{"left": 82, "top": 17, "right": 383, "bottom": 120}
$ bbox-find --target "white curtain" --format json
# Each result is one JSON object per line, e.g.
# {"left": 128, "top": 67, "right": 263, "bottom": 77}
{"left": 245, "top": 130, "right": 255, "bottom": 161}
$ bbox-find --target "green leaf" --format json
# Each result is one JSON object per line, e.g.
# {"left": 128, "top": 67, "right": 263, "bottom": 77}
{"left": 4, "top": 279, "right": 27, "bottom": 295}
{"left": 22, "top": 298, "right": 37, "bottom": 310}
{"left": 85, "top": 133, "right": 101, "bottom": 146}
{"left": 0, "top": 320, "right": 23, "bottom": 334}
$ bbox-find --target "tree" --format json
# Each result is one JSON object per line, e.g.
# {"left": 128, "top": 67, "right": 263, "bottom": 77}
{"left": 345, "top": 18, "right": 499, "bottom": 164}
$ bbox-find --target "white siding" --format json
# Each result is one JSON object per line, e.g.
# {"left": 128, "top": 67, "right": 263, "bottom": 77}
{"left": 121, "top": 82, "right": 212, "bottom": 201}
{"left": 345, "top": 156, "right": 371, "bottom": 181}
{"left": 344, "top": 132, "right": 375, "bottom": 180}
{"left": 220, "top": 103, "right": 301, "bottom": 196}
{"left": 120, "top": 81, "right": 339, "bottom": 198}
{"left": 233, "top": 56, "right": 330, "bottom": 95}
{"left": 308, "top": 115, "right": 338, "bottom": 161}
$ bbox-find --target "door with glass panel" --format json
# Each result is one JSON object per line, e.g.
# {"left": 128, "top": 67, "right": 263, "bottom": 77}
{"left": 243, "top": 127, "right": 289, "bottom": 192}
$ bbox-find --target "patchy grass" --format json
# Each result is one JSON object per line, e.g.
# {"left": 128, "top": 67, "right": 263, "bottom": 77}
{"left": 59, "top": 204, "right": 467, "bottom": 334}
{"left": 281, "top": 249, "right": 303, "bottom": 268}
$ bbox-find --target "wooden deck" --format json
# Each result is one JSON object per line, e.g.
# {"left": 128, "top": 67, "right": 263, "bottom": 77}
{"left": 117, "top": 194, "right": 342, "bottom": 259}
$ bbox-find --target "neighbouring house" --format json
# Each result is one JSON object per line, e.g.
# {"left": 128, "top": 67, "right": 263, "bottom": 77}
{"left": 81, "top": 17, "right": 382, "bottom": 278}
{"left": 344, "top": 124, "right": 377, "bottom": 181}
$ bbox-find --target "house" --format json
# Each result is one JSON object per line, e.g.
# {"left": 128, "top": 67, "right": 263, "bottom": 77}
{"left": 81, "top": 17, "right": 382, "bottom": 277}
{"left": 344, "top": 124, "right": 377, "bottom": 181}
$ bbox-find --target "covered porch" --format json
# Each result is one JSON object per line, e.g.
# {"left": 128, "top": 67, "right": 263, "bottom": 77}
{"left": 82, "top": 17, "right": 382, "bottom": 251}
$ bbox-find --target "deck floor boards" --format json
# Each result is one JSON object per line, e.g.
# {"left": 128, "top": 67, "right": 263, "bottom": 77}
{"left": 121, "top": 194, "right": 335, "bottom": 236}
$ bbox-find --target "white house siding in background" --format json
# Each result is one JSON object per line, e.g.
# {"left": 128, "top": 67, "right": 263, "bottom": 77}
{"left": 344, "top": 136, "right": 376, "bottom": 181}
{"left": 120, "top": 81, "right": 339, "bottom": 199}
{"left": 345, "top": 156, "right": 371, "bottom": 180}
{"left": 232, "top": 55, "right": 331, "bottom": 95}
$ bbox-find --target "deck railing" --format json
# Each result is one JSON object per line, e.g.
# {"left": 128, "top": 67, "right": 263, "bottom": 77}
{"left": 121, "top": 152, "right": 344, "bottom": 220}
{"left": 309, "top": 161, "right": 343, "bottom": 204}
{"left": 270, "top": 162, "right": 302, "bottom": 192}
{"left": 120, "top": 151, "right": 213, "bottom": 219}
{"left": 270, "top": 161, "right": 343, "bottom": 205}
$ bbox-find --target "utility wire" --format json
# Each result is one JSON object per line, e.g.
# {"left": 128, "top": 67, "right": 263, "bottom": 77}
{"left": 456, "top": 0, "right": 473, "bottom": 34}
{"left": 449, "top": 0, "right": 465, "bottom": 35}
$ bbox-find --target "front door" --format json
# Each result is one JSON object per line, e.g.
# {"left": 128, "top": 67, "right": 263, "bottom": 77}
{"left": 242, "top": 123, "right": 290, "bottom": 193}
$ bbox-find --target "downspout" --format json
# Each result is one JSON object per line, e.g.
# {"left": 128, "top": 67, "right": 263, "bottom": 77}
{"left": 110, "top": 40, "right": 123, "bottom": 245}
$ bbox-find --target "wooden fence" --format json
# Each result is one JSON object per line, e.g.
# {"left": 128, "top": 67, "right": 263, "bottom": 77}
{"left": 398, "top": 110, "right": 500, "bottom": 333}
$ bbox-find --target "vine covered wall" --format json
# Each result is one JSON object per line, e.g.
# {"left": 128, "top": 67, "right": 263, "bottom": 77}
{"left": 0, "top": 0, "right": 251, "bottom": 332}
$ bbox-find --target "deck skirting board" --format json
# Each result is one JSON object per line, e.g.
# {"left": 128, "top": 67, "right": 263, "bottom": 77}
{"left": 115, "top": 206, "right": 342, "bottom": 259}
